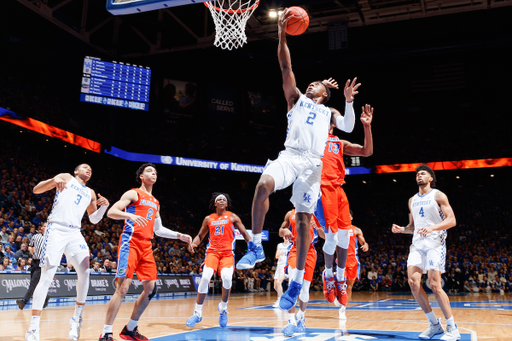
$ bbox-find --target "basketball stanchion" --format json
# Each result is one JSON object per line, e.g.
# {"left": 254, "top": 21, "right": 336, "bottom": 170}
{"left": 205, "top": 0, "right": 260, "bottom": 50}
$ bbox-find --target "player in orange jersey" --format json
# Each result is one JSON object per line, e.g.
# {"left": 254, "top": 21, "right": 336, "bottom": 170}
{"left": 186, "top": 192, "right": 252, "bottom": 329}
{"left": 279, "top": 209, "right": 324, "bottom": 336}
{"left": 99, "top": 163, "right": 193, "bottom": 341}
{"left": 338, "top": 212, "right": 369, "bottom": 320}
{"left": 315, "top": 104, "right": 373, "bottom": 306}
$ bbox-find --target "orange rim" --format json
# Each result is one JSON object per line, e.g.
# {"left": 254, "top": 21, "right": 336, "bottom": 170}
{"left": 205, "top": 0, "right": 260, "bottom": 14}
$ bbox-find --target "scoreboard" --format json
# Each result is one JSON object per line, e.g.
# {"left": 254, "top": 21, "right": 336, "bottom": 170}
{"left": 80, "top": 56, "right": 151, "bottom": 111}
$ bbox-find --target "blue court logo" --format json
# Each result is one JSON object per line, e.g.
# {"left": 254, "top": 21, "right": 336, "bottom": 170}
{"left": 303, "top": 193, "right": 311, "bottom": 203}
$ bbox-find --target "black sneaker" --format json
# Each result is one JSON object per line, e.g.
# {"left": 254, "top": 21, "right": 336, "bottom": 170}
{"left": 99, "top": 333, "right": 115, "bottom": 341}
{"left": 43, "top": 295, "right": 50, "bottom": 309}
{"left": 16, "top": 299, "right": 26, "bottom": 310}
{"left": 119, "top": 325, "right": 148, "bottom": 340}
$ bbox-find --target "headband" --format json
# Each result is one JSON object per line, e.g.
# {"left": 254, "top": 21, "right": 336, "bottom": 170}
{"left": 215, "top": 194, "right": 227, "bottom": 203}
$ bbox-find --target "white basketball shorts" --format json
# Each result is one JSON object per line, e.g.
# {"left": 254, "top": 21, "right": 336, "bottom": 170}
{"left": 407, "top": 244, "right": 446, "bottom": 274}
{"left": 262, "top": 148, "right": 322, "bottom": 213}
{"left": 274, "top": 264, "right": 285, "bottom": 279}
{"left": 40, "top": 222, "right": 89, "bottom": 269}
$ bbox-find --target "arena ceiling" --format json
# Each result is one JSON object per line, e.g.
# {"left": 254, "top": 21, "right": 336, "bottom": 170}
{"left": 16, "top": 0, "right": 512, "bottom": 58}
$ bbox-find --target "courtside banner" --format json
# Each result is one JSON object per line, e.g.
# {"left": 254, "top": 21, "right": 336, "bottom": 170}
{"left": 0, "top": 107, "right": 101, "bottom": 153}
{"left": 375, "top": 158, "right": 512, "bottom": 173}
{"left": 0, "top": 273, "right": 195, "bottom": 299}
{"left": 105, "top": 146, "right": 371, "bottom": 175}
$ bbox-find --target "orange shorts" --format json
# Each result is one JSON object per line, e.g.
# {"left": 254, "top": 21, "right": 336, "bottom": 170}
{"left": 286, "top": 245, "right": 317, "bottom": 282}
{"left": 345, "top": 256, "right": 360, "bottom": 280}
{"left": 315, "top": 184, "right": 351, "bottom": 233}
{"left": 204, "top": 249, "right": 234, "bottom": 273}
{"left": 116, "top": 236, "right": 157, "bottom": 281}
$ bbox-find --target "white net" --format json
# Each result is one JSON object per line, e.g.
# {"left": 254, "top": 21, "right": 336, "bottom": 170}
{"left": 205, "top": 0, "right": 260, "bottom": 50}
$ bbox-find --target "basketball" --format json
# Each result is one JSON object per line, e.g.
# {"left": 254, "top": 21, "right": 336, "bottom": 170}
{"left": 285, "top": 6, "right": 309, "bottom": 36}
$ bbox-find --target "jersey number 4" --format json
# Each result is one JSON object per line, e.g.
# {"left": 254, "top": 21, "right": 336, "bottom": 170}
{"left": 419, "top": 207, "right": 425, "bottom": 217}
{"left": 214, "top": 225, "right": 224, "bottom": 235}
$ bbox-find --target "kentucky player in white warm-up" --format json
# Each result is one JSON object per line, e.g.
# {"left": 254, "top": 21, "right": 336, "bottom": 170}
{"left": 26, "top": 164, "right": 109, "bottom": 341}
{"left": 237, "top": 8, "right": 361, "bottom": 312}
{"left": 392, "top": 165, "right": 460, "bottom": 341}
{"left": 273, "top": 236, "right": 292, "bottom": 307}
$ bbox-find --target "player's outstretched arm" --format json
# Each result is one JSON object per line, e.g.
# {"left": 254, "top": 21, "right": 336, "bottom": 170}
{"left": 191, "top": 216, "right": 210, "bottom": 251}
{"left": 231, "top": 213, "right": 252, "bottom": 243}
{"left": 153, "top": 209, "right": 193, "bottom": 251}
{"left": 33, "top": 173, "right": 72, "bottom": 194}
{"left": 343, "top": 104, "right": 374, "bottom": 157}
{"left": 355, "top": 227, "right": 369, "bottom": 252}
{"left": 107, "top": 190, "right": 148, "bottom": 227}
{"left": 87, "top": 191, "right": 110, "bottom": 224}
{"left": 417, "top": 191, "right": 456, "bottom": 237}
{"left": 278, "top": 211, "right": 293, "bottom": 240}
{"left": 329, "top": 78, "right": 360, "bottom": 133}
{"left": 278, "top": 8, "right": 300, "bottom": 109}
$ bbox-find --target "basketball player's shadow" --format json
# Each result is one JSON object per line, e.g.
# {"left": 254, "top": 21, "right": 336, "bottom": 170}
{"left": 147, "top": 322, "right": 191, "bottom": 331}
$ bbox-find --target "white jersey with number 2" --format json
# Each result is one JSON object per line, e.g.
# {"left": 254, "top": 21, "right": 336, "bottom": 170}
{"left": 48, "top": 177, "right": 92, "bottom": 229}
{"left": 284, "top": 94, "right": 331, "bottom": 157}
{"left": 410, "top": 189, "right": 447, "bottom": 250}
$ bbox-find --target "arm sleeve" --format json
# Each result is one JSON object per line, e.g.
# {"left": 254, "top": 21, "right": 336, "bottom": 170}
{"left": 154, "top": 217, "right": 179, "bottom": 239}
{"left": 335, "top": 101, "right": 355, "bottom": 133}
{"left": 89, "top": 205, "right": 108, "bottom": 224}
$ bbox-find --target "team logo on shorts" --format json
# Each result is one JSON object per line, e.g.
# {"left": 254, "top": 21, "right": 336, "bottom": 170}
{"left": 117, "top": 268, "right": 126, "bottom": 275}
{"left": 303, "top": 193, "right": 311, "bottom": 203}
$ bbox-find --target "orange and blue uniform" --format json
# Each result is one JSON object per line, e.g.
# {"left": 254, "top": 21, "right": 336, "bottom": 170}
{"left": 116, "top": 188, "right": 159, "bottom": 280}
{"left": 204, "top": 211, "right": 236, "bottom": 273}
{"left": 345, "top": 225, "right": 361, "bottom": 280}
{"left": 315, "top": 133, "right": 351, "bottom": 233}
{"left": 286, "top": 209, "right": 318, "bottom": 282}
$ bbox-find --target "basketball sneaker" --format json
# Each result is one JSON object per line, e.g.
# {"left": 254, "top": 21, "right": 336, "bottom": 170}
{"left": 335, "top": 276, "right": 348, "bottom": 306}
{"left": 279, "top": 280, "right": 302, "bottom": 311}
{"left": 69, "top": 317, "right": 82, "bottom": 341}
{"left": 25, "top": 329, "right": 39, "bottom": 341}
{"left": 236, "top": 241, "right": 265, "bottom": 269}
{"left": 218, "top": 303, "right": 228, "bottom": 328}
{"left": 322, "top": 270, "right": 337, "bottom": 303}
{"left": 339, "top": 305, "right": 347, "bottom": 320}
{"left": 282, "top": 322, "right": 298, "bottom": 337}
{"left": 272, "top": 298, "right": 281, "bottom": 308}
{"left": 17, "top": 299, "right": 27, "bottom": 310}
{"left": 296, "top": 316, "right": 306, "bottom": 333}
{"left": 98, "top": 333, "right": 114, "bottom": 341}
{"left": 185, "top": 312, "right": 202, "bottom": 327}
{"left": 418, "top": 318, "right": 444, "bottom": 340}
{"left": 440, "top": 325, "right": 461, "bottom": 341}
{"left": 119, "top": 325, "right": 149, "bottom": 341}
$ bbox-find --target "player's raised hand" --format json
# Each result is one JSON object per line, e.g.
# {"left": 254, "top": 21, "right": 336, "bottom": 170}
{"left": 361, "top": 104, "right": 373, "bottom": 126}
{"left": 278, "top": 8, "right": 294, "bottom": 31}
{"left": 322, "top": 78, "right": 339, "bottom": 89}
{"left": 130, "top": 214, "right": 149, "bottom": 226}
{"left": 96, "top": 194, "right": 109, "bottom": 207}
{"left": 392, "top": 224, "right": 404, "bottom": 234}
{"left": 344, "top": 78, "right": 361, "bottom": 103}
{"left": 54, "top": 176, "right": 67, "bottom": 192}
{"left": 417, "top": 226, "right": 433, "bottom": 237}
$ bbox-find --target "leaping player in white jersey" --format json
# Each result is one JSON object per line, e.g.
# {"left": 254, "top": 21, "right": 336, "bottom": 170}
{"left": 236, "top": 8, "right": 361, "bottom": 313}
{"left": 25, "top": 164, "right": 109, "bottom": 341}
{"left": 392, "top": 165, "right": 461, "bottom": 341}
{"left": 273, "top": 236, "right": 292, "bottom": 307}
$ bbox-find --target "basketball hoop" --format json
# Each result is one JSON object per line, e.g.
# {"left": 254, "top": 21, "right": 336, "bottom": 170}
{"left": 205, "top": 0, "right": 260, "bottom": 50}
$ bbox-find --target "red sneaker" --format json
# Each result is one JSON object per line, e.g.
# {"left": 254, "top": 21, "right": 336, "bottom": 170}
{"left": 322, "top": 270, "right": 337, "bottom": 303}
{"left": 336, "top": 276, "right": 348, "bottom": 306}
{"left": 119, "top": 326, "right": 148, "bottom": 341}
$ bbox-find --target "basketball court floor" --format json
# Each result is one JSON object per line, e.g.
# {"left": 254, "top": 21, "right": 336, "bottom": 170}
{"left": 1, "top": 291, "right": 510, "bottom": 340}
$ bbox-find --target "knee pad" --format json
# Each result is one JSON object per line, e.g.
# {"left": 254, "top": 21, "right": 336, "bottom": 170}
{"left": 220, "top": 267, "right": 234, "bottom": 290}
{"left": 198, "top": 266, "right": 214, "bottom": 294}
{"left": 148, "top": 283, "right": 158, "bottom": 301}
{"left": 337, "top": 229, "right": 350, "bottom": 249}
{"left": 322, "top": 231, "right": 338, "bottom": 255}
{"left": 299, "top": 280, "right": 311, "bottom": 303}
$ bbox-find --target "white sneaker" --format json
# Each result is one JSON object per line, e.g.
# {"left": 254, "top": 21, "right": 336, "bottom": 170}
{"left": 272, "top": 299, "right": 281, "bottom": 308}
{"left": 68, "top": 317, "right": 82, "bottom": 341}
{"left": 25, "top": 329, "right": 39, "bottom": 341}
{"left": 339, "top": 305, "right": 347, "bottom": 320}
{"left": 419, "top": 318, "right": 444, "bottom": 339}
{"left": 441, "top": 325, "right": 461, "bottom": 341}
